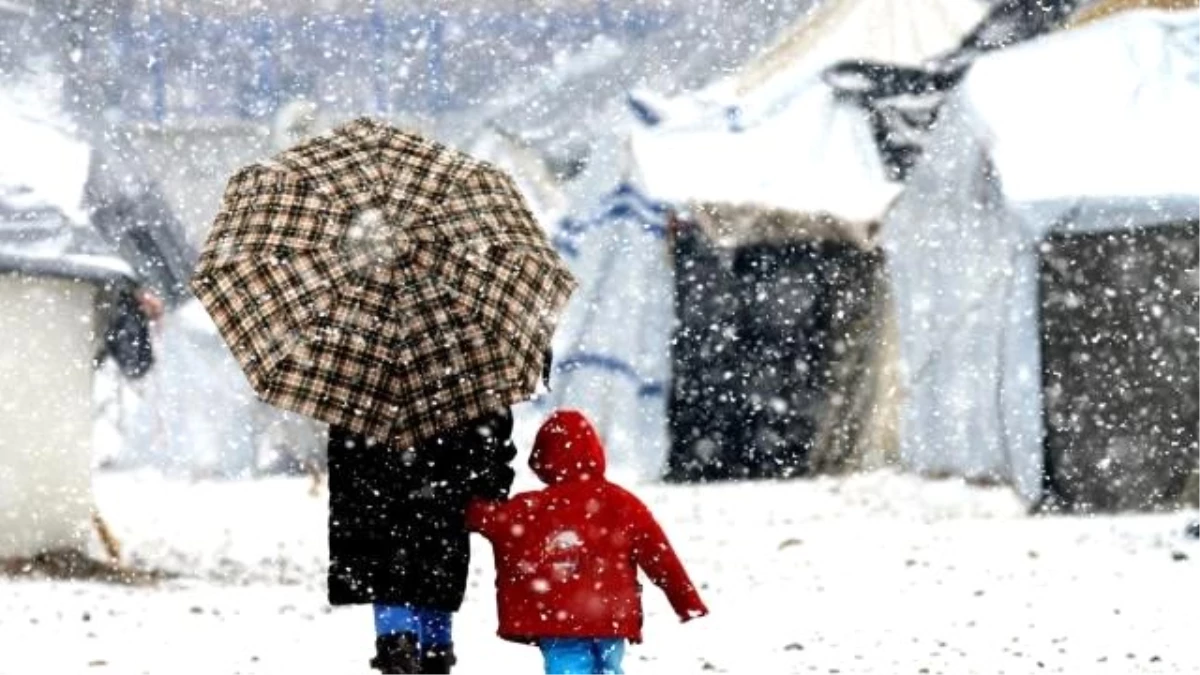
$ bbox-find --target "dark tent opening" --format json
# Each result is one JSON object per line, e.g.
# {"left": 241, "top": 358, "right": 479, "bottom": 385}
{"left": 1039, "top": 219, "right": 1199, "bottom": 512}
{"left": 665, "top": 208, "right": 893, "bottom": 482}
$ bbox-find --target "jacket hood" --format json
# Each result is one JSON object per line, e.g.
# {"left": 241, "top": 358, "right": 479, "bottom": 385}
{"left": 529, "top": 409, "right": 607, "bottom": 485}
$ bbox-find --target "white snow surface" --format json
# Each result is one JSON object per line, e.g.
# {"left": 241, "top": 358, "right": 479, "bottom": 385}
{"left": 2, "top": 470, "right": 1197, "bottom": 674}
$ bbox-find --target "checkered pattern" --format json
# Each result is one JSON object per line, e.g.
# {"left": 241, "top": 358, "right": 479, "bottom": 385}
{"left": 191, "top": 118, "right": 576, "bottom": 450}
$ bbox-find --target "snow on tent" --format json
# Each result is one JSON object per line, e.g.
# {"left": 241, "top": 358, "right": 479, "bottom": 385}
{"left": 624, "top": 0, "right": 987, "bottom": 481}
{"left": 457, "top": 0, "right": 829, "bottom": 259}
{"left": 884, "top": 9, "right": 1200, "bottom": 512}
{"left": 0, "top": 103, "right": 163, "bottom": 561}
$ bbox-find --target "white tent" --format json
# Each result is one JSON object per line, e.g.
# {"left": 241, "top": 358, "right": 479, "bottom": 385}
{"left": 523, "top": 184, "right": 674, "bottom": 483}
{"left": 614, "top": 0, "right": 990, "bottom": 478}
{"left": 526, "top": 0, "right": 988, "bottom": 480}
{"left": 490, "top": 0, "right": 989, "bottom": 479}
{"left": 0, "top": 106, "right": 136, "bottom": 558}
{"left": 883, "top": 9, "right": 1200, "bottom": 504}
{"left": 0, "top": 275, "right": 106, "bottom": 558}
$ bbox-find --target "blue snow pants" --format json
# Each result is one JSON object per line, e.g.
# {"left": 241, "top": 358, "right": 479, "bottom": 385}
{"left": 538, "top": 638, "right": 625, "bottom": 674}
{"left": 373, "top": 603, "right": 452, "bottom": 648}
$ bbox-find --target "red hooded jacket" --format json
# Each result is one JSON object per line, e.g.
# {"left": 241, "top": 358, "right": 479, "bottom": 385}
{"left": 466, "top": 410, "right": 708, "bottom": 644}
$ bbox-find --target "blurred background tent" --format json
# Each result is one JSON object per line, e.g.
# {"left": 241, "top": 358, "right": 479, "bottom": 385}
{"left": 457, "top": 0, "right": 824, "bottom": 479}
{"left": 618, "top": 0, "right": 996, "bottom": 481}
{"left": 884, "top": 8, "right": 1199, "bottom": 512}
{"left": 0, "top": 98, "right": 167, "bottom": 557}
{"left": 0, "top": 96, "right": 179, "bottom": 380}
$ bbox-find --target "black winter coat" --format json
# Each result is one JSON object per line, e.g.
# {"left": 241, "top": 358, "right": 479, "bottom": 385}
{"left": 326, "top": 409, "right": 517, "bottom": 610}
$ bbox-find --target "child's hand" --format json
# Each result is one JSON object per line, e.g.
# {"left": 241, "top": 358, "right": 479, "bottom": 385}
{"left": 680, "top": 606, "right": 709, "bottom": 623}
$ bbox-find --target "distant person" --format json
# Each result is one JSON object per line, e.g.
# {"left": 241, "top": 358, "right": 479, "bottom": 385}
{"left": 467, "top": 409, "right": 708, "bottom": 674}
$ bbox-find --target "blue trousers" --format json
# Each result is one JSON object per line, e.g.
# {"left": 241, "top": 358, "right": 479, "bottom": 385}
{"left": 373, "top": 604, "right": 452, "bottom": 647}
{"left": 538, "top": 638, "right": 625, "bottom": 674}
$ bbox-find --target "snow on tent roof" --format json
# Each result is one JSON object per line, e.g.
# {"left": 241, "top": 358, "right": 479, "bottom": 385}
{"left": 0, "top": 208, "right": 137, "bottom": 286}
{"left": 0, "top": 101, "right": 137, "bottom": 286}
{"left": 0, "top": 104, "right": 90, "bottom": 224}
{"left": 1, "top": 89, "right": 196, "bottom": 302}
{"left": 454, "top": 0, "right": 819, "bottom": 176}
{"left": 630, "top": 82, "right": 899, "bottom": 232}
{"left": 961, "top": 8, "right": 1200, "bottom": 206}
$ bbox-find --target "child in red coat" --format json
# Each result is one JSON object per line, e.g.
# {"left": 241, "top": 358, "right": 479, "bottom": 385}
{"left": 466, "top": 409, "right": 708, "bottom": 674}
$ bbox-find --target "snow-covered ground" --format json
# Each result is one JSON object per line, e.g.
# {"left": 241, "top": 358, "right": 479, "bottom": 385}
{"left": 2, "top": 469, "right": 1197, "bottom": 674}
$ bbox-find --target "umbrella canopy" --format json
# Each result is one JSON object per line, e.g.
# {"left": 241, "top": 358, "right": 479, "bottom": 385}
{"left": 191, "top": 118, "right": 576, "bottom": 450}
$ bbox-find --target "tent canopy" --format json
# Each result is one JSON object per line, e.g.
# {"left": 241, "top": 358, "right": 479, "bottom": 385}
{"left": 628, "top": 0, "right": 995, "bottom": 234}
{"left": 1065, "top": 0, "right": 1198, "bottom": 29}
{"left": 724, "top": 0, "right": 987, "bottom": 101}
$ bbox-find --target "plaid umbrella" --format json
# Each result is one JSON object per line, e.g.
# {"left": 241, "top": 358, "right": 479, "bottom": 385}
{"left": 191, "top": 118, "right": 576, "bottom": 450}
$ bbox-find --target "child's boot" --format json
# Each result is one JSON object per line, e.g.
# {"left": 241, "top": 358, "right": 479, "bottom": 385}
{"left": 369, "top": 632, "right": 421, "bottom": 674}
{"left": 420, "top": 643, "right": 457, "bottom": 673}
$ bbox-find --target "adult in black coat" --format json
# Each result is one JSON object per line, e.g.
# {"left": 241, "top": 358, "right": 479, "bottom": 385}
{"left": 327, "top": 407, "right": 518, "bottom": 674}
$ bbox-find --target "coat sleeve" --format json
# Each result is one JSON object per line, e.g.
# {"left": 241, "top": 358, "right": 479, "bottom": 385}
{"left": 463, "top": 409, "right": 518, "bottom": 502}
{"left": 465, "top": 499, "right": 506, "bottom": 541}
{"left": 626, "top": 491, "right": 709, "bottom": 622}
